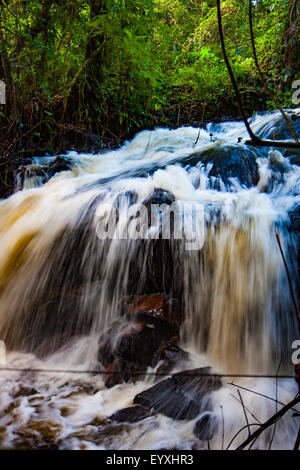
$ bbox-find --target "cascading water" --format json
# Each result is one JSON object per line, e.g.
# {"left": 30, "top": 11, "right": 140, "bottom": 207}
{"left": 0, "top": 109, "right": 299, "bottom": 449}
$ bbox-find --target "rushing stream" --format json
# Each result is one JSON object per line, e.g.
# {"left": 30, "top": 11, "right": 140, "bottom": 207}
{"left": 0, "top": 109, "right": 299, "bottom": 449}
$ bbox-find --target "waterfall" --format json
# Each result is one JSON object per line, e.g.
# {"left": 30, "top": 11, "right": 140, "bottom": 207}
{"left": 0, "top": 109, "right": 299, "bottom": 449}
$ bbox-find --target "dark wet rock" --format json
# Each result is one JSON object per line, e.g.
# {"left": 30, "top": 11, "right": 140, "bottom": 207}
{"left": 289, "top": 154, "right": 300, "bottom": 166}
{"left": 123, "top": 294, "right": 181, "bottom": 326}
{"left": 268, "top": 150, "right": 292, "bottom": 174}
{"left": 133, "top": 367, "right": 222, "bottom": 420}
{"left": 20, "top": 156, "right": 72, "bottom": 188}
{"left": 289, "top": 204, "right": 300, "bottom": 233}
{"left": 155, "top": 344, "right": 190, "bottom": 377}
{"left": 98, "top": 320, "right": 129, "bottom": 368}
{"left": 13, "top": 387, "right": 39, "bottom": 398}
{"left": 109, "top": 405, "right": 153, "bottom": 423}
{"left": 193, "top": 412, "right": 218, "bottom": 441}
{"left": 143, "top": 188, "right": 175, "bottom": 208}
{"left": 60, "top": 128, "right": 114, "bottom": 154}
{"left": 98, "top": 300, "right": 182, "bottom": 387}
{"left": 134, "top": 378, "right": 197, "bottom": 419}
{"left": 253, "top": 111, "right": 300, "bottom": 141}
{"left": 98, "top": 314, "right": 178, "bottom": 376}
{"left": 0, "top": 159, "right": 24, "bottom": 199}
{"left": 47, "top": 156, "right": 72, "bottom": 177}
{"left": 104, "top": 357, "right": 147, "bottom": 388}
{"left": 185, "top": 145, "right": 260, "bottom": 188}
{"left": 124, "top": 293, "right": 167, "bottom": 317}
{"left": 114, "top": 314, "right": 178, "bottom": 366}
{"left": 171, "top": 367, "right": 222, "bottom": 395}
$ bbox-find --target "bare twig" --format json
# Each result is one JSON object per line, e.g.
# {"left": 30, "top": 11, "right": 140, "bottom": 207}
{"left": 236, "top": 394, "right": 300, "bottom": 450}
{"left": 249, "top": 0, "right": 298, "bottom": 143}
{"left": 230, "top": 393, "right": 261, "bottom": 424}
{"left": 194, "top": 128, "right": 201, "bottom": 147}
{"left": 216, "top": 0, "right": 258, "bottom": 143}
{"left": 217, "top": 0, "right": 300, "bottom": 150}
{"left": 238, "top": 389, "right": 251, "bottom": 437}
{"left": 268, "top": 350, "right": 282, "bottom": 450}
{"left": 226, "top": 423, "right": 261, "bottom": 450}
{"left": 220, "top": 405, "right": 225, "bottom": 450}
{"left": 229, "top": 382, "right": 300, "bottom": 414}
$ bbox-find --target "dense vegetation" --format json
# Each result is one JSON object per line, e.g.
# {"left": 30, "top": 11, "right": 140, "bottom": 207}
{"left": 0, "top": 0, "right": 299, "bottom": 157}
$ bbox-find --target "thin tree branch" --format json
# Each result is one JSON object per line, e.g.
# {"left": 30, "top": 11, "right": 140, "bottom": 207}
{"left": 229, "top": 382, "right": 300, "bottom": 414}
{"left": 217, "top": 0, "right": 300, "bottom": 150}
{"left": 237, "top": 390, "right": 251, "bottom": 437}
{"left": 216, "top": 0, "right": 259, "bottom": 143}
{"left": 294, "top": 427, "right": 300, "bottom": 450}
{"left": 236, "top": 394, "right": 300, "bottom": 450}
{"left": 249, "top": 0, "right": 298, "bottom": 143}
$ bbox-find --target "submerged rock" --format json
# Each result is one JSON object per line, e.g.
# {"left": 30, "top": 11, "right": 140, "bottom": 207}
{"left": 133, "top": 367, "right": 222, "bottom": 420}
{"left": 47, "top": 156, "right": 72, "bottom": 177}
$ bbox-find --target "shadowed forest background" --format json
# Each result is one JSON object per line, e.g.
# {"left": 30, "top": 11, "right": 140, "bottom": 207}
{"left": 0, "top": 0, "right": 299, "bottom": 172}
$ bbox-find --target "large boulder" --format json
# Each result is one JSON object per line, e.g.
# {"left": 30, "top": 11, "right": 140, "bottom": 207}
{"left": 185, "top": 145, "right": 260, "bottom": 188}
{"left": 133, "top": 367, "right": 222, "bottom": 420}
{"left": 98, "top": 294, "right": 188, "bottom": 387}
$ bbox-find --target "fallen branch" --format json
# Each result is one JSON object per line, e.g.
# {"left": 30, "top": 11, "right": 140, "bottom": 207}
{"left": 245, "top": 139, "right": 300, "bottom": 149}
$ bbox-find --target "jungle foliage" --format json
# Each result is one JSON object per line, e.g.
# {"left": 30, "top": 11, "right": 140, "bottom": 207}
{"left": 0, "top": 0, "right": 299, "bottom": 154}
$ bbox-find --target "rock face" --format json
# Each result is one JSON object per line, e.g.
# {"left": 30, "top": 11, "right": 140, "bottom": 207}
{"left": 133, "top": 367, "right": 222, "bottom": 421}
{"left": 185, "top": 145, "right": 260, "bottom": 188}
{"left": 97, "top": 294, "right": 189, "bottom": 388}
{"left": 47, "top": 156, "right": 72, "bottom": 177}
{"left": 22, "top": 156, "right": 72, "bottom": 186}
